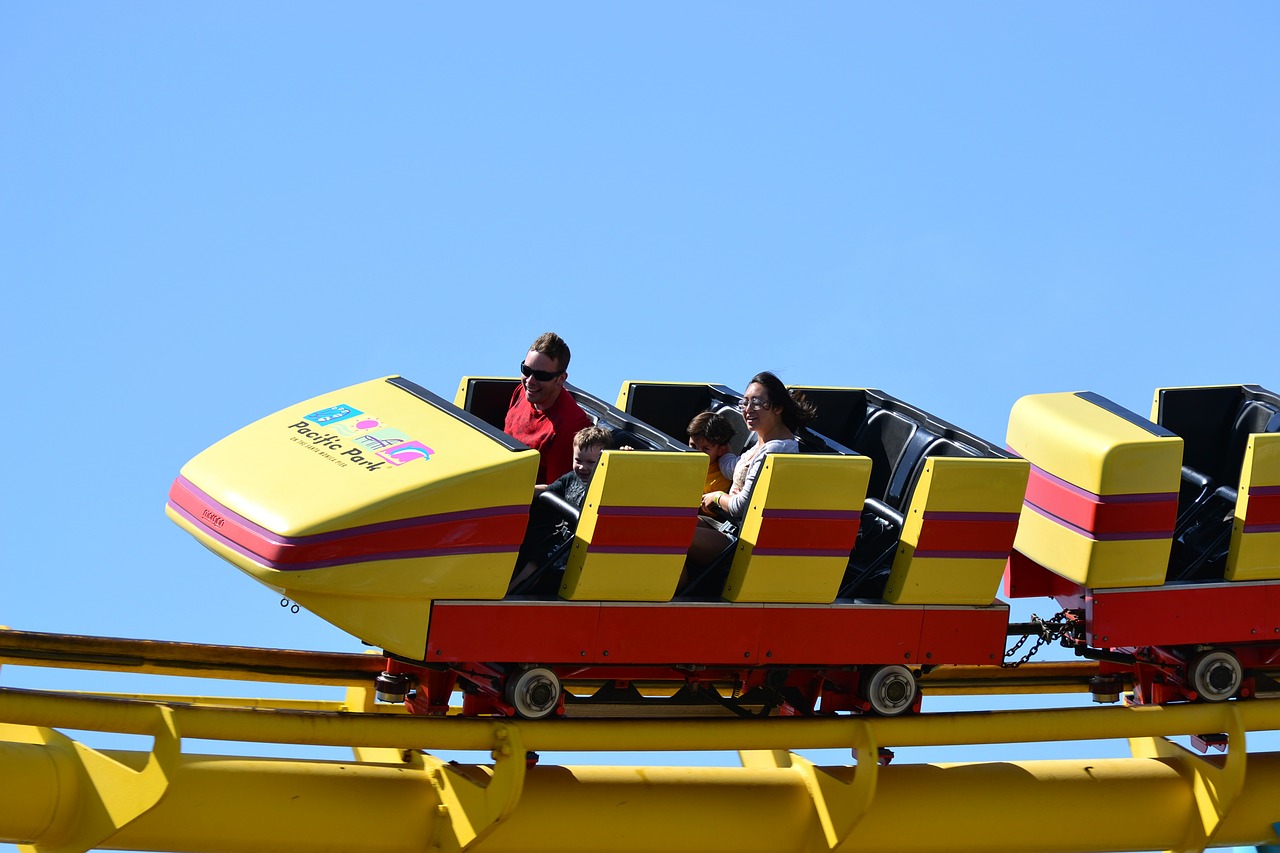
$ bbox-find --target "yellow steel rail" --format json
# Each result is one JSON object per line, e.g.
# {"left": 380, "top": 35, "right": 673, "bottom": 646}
{"left": 0, "top": 627, "right": 1119, "bottom": 698}
{"left": 2, "top": 684, "right": 1277, "bottom": 753}
{"left": 0, "top": 627, "right": 383, "bottom": 686}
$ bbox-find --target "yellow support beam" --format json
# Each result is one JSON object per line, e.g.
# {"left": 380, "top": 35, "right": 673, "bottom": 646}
{"left": 740, "top": 719, "right": 883, "bottom": 850}
{"left": 3, "top": 683, "right": 1280, "bottom": 852}
{"left": 3, "top": 686, "right": 1279, "bottom": 852}
{"left": 1129, "top": 704, "right": 1247, "bottom": 853}
{"left": 2, "top": 726, "right": 1280, "bottom": 853}
{"left": 420, "top": 724, "right": 527, "bottom": 853}
{"left": 0, "top": 708, "right": 179, "bottom": 853}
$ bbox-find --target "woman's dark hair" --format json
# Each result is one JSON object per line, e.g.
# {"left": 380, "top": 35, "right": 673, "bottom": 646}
{"left": 748, "top": 371, "right": 817, "bottom": 432}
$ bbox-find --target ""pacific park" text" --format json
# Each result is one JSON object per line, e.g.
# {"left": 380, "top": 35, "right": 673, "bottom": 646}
{"left": 287, "top": 421, "right": 387, "bottom": 471}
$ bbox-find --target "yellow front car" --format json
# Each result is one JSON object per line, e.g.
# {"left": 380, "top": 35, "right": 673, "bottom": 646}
{"left": 166, "top": 376, "right": 539, "bottom": 659}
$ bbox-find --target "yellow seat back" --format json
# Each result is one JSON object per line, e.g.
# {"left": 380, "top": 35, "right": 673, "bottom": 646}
{"left": 559, "top": 451, "right": 705, "bottom": 601}
{"left": 1007, "top": 391, "right": 1183, "bottom": 588}
{"left": 722, "top": 454, "right": 871, "bottom": 603}
{"left": 1227, "top": 432, "right": 1280, "bottom": 581}
{"left": 882, "top": 457, "right": 1029, "bottom": 604}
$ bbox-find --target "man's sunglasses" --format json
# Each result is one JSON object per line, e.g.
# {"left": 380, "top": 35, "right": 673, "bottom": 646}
{"left": 520, "top": 363, "right": 564, "bottom": 382}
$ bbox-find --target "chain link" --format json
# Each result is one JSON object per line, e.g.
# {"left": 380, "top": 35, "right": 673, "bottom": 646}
{"left": 1003, "top": 611, "right": 1076, "bottom": 668}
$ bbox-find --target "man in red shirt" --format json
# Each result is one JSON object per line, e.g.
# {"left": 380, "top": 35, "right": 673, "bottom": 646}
{"left": 504, "top": 332, "right": 592, "bottom": 484}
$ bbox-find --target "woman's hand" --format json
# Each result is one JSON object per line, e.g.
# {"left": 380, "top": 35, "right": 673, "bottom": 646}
{"left": 701, "top": 491, "right": 724, "bottom": 513}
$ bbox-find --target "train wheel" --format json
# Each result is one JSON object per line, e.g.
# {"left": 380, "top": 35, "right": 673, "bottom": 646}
{"left": 862, "top": 665, "right": 918, "bottom": 716}
{"left": 374, "top": 671, "right": 411, "bottom": 704}
{"left": 1189, "top": 649, "right": 1242, "bottom": 702}
{"left": 505, "top": 666, "right": 562, "bottom": 719}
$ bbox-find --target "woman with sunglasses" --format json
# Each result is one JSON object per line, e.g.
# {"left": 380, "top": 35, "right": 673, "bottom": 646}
{"left": 687, "top": 372, "right": 816, "bottom": 572}
{"left": 504, "top": 331, "right": 592, "bottom": 484}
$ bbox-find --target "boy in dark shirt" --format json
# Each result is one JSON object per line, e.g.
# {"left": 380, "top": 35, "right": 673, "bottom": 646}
{"left": 508, "top": 425, "right": 612, "bottom": 593}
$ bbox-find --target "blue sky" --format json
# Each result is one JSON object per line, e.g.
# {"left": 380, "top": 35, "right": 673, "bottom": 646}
{"left": 2, "top": 4, "right": 1277, "bottom": 851}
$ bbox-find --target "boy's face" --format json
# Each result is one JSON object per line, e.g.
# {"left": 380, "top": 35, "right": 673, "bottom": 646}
{"left": 689, "top": 435, "right": 726, "bottom": 461}
{"left": 572, "top": 443, "right": 605, "bottom": 482}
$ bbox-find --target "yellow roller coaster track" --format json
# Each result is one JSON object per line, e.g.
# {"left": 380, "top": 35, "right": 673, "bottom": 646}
{"left": 0, "top": 627, "right": 1120, "bottom": 696}
{"left": 2, "top": 629, "right": 1279, "bottom": 853}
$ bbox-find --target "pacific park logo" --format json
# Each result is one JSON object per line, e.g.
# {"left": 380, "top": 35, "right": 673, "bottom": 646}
{"left": 285, "top": 404, "right": 435, "bottom": 471}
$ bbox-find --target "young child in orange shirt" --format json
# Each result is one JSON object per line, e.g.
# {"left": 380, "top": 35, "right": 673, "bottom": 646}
{"left": 687, "top": 411, "right": 737, "bottom": 494}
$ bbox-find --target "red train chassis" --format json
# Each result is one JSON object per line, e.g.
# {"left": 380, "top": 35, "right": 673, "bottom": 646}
{"left": 1006, "top": 556, "right": 1280, "bottom": 706}
{"left": 379, "top": 598, "right": 1010, "bottom": 719}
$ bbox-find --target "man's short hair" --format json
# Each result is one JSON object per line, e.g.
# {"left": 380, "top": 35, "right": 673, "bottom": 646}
{"left": 573, "top": 425, "right": 612, "bottom": 452}
{"left": 530, "top": 332, "right": 571, "bottom": 372}
{"left": 687, "top": 411, "right": 734, "bottom": 446}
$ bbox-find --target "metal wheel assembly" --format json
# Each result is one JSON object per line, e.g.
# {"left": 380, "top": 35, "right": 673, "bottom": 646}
{"left": 862, "top": 664, "right": 918, "bottom": 716}
{"left": 1188, "top": 649, "right": 1242, "bottom": 702}
{"left": 505, "top": 666, "right": 562, "bottom": 719}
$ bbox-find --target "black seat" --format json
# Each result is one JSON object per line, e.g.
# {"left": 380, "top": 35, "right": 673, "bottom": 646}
{"left": 1160, "top": 389, "right": 1280, "bottom": 583}
{"left": 796, "top": 388, "right": 1013, "bottom": 600}
{"left": 839, "top": 498, "right": 904, "bottom": 599}
{"left": 1225, "top": 401, "right": 1280, "bottom": 483}
{"left": 852, "top": 410, "right": 916, "bottom": 508}
{"left": 509, "top": 490, "right": 581, "bottom": 596}
{"left": 610, "top": 428, "right": 652, "bottom": 451}
{"left": 1168, "top": 482, "right": 1239, "bottom": 583}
